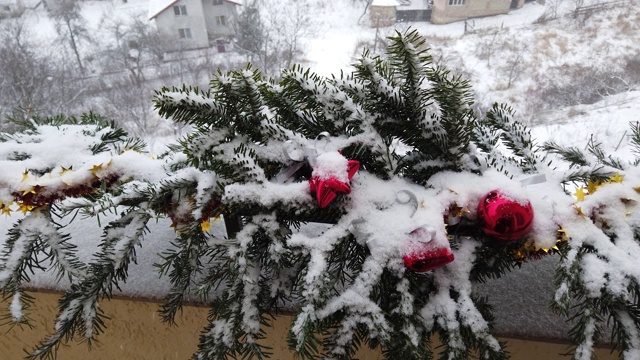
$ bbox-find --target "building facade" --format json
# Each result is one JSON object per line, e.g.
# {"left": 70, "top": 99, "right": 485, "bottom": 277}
{"left": 431, "top": 0, "right": 521, "bottom": 24}
{"left": 150, "top": 0, "right": 239, "bottom": 52}
{"left": 371, "top": 0, "right": 525, "bottom": 26}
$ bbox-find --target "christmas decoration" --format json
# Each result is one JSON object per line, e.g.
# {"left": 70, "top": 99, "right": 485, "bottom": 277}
{"left": 403, "top": 227, "right": 454, "bottom": 272}
{"left": 477, "top": 190, "right": 534, "bottom": 241}
{"left": 308, "top": 151, "right": 360, "bottom": 208}
{"left": 3, "top": 30, "right": 640, "bottom": 360}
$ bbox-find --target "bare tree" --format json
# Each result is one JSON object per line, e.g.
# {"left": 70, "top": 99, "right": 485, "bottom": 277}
{"left": 235, "top": 1, "right": 264, "bottom": 64}
{"left": 502, "top": 40, "right": 528, "bottom": 89}
{"left": 476, "top": 29, "right": 501, "bottom": 68}
{"left": 97, "top": 80, "right": 158, "bottom": 136}
{"left": 97, "top": 13, "right": 167, "bottom": 86}
{"left": 235, "top": 0, "right": 317, "bottom": 78}
{"left": 356, "top": 0, "right": 372, "bottom": 25}
{"left": 0, "top": 20, "right": 87, "bottom": 122}
{"left": 47, "top": 0, "right": 92, "bottom": 75}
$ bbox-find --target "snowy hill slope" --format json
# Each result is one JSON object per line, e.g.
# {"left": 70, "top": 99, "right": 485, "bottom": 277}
{"left": 8, "top": 0, "right": 639, "bottom": 127}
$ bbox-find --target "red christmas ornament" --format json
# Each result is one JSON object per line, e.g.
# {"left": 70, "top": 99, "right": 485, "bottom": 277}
{"left": 309, "top": 152, "right": 359, "bottom": 208}
{"left": 403, "top": 227, "right": 454, "bottom": 272}
{"left": 477, "top": 190, "right": 534, "bottom": 241}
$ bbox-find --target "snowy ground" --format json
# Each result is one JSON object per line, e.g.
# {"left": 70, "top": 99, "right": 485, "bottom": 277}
{"left": 12, "top": 0, "right": 640, "bottom": 129}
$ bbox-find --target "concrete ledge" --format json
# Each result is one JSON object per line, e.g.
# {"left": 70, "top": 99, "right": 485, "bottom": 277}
{"left": 1, "top": 291, "right": 618, "bottom": 360}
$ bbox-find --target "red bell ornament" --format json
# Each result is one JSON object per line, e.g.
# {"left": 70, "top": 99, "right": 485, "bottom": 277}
{"left": 309, "top": 151, "right": 359, "bottom": 208}
{"left": 477, "top": 190, "right": 534, "bottom": 241}
{"left": 403, "top": 227, "right": 454, "bottom": 272}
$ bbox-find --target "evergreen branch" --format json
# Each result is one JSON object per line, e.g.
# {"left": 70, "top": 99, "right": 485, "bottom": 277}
{"left": 192, "top": 215, "right": 295, "bottom": 359}
{"left": 0, "top": 215, "right": 50, "bottom": 318}
{"left": 29, "top": 209, "right": 150, "bottom": 359}
{"left": 559, "top": 166, "right": 614, "bottom": 185}
{"left": 630, "top": 121, "right": 640, "bottom": 162}
{"left": 543, "top": 141, "right": 590, "bottom": 168}
{"left": 0, "top": 290, "right": 34, "bottom": 329}
{"left": 154, "top": 85, "right": 223, "bottom": 127}
{"left": 90, "top": 125, "right": 128, "bottom": 154}
{"left": 587, "top": 136, "right": 626, "bottom": 170}
{"left": 484, "top": 103, "right": 539, "bottom": 173}
{"left": 387, "top": 29, "right": 431, "bottom": 104}
{"left": 276, "top": 65, "right": 343, "bottom": 137}
{"left": 38, "top": 208, "right": 87, "bottom": 282}
{"left": 156, "top": 230, "right": 207, "bottom": 326}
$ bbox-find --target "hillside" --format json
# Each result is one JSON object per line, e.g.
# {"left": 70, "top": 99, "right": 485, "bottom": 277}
{"left": 3, "top": 0, "right": 638, "bottom": 145}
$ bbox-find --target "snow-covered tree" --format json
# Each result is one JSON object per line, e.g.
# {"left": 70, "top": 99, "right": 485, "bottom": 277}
{"left": 2, "top": 30, "right": 640, "bottom": 360}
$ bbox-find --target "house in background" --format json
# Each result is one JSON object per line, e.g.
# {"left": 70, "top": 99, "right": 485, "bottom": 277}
{"left": 149, "top": 0, "right": 240, "bottom": 52}
{"left": 431, "top": 0, "right": 523, "bottom": 24}
{"left": 0, "top": 0, "right": 24, "bottom": 18}
{"left": 371, "top": 0, "right": 524, "bottom": 25}
{"left": 371, "top": 0, "right": 399, "bottom": 27}
{"left": 396, "top": 0, "right": 432, "bottom": 22}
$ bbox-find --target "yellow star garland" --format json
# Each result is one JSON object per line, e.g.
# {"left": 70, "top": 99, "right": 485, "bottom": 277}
{"left": 512, "top": 228, "right": 566, "bottom": 263}
{"left": 574, "top": 187, "right": 587, "bottom": 202}
{"left": 122, "top": 147, "right": 142, "bottom": 154}
{"left": 89, "top": 163, "right": 103, "bottom": 175}
{"left": 201, "top": 216, "right": 222, "bottom": 233}
{"left": 0, "top": 202, "right": 11, "bottom": 216}
{"left": 21, "top": 170, "right": 29, "bottom": 182}
{"left": 1, "top": 206, "right": 11, "bottom": 216}
{"left": 18, "top": 203, "right": 34, "bottom": 215}
{"left": 59, "top": 166, "right": 73, "bottom": 175}
{"left": 610, "top": 172, "right": 624, "bottom": 183}
{"left": 201, "top": 220, "right": 213, "bottom": 233}
{"left": 586, "top": 179, "right": 602, "bottom": 194}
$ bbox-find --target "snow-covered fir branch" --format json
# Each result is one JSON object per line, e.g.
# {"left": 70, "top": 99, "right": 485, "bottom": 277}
{"left": 3, "top": 29, "right": 640, "bottom": 360}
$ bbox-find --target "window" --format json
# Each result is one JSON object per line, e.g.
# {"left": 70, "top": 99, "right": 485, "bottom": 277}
{"left": 448, "top": 0, "right": 466, "bottom": 5}
{"left": 178, "top": 28, "right": 192, "bottom": 39}
{"left": 215, "top": 16, "right": 226, "bottom": 26}
{"left": 173, "top": 5, "right": 187, "bottom": 15}
{"left": 212, "top": 0, "right": 223, "bottom": 5}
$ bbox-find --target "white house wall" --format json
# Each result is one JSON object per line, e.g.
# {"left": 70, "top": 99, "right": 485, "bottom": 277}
{"left": 202, "top": 1, "right": 237, "bottom": 40}
{"left": 155, "top": 0, "right": 209, "bottom": 51}
{"left": 431, "top": 0, "right": 511, "bottom": 24}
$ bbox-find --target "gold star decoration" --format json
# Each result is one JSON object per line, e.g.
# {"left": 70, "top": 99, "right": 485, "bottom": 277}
{"left": 22, "top": 187, "right": 36, "bottom": 196}
{"left": 539, "top": 238, "right": 562, "bottom": 253}
{"left": 59, "top": 165, "right": 73, "bottom": 175}
{"left": 0, "top": 202, "right": 10, "bottom": 216}
{"left": 18, "top": 203, "right": 34, "bottom": 215}
{"left": 122, "top": 147, "right": 142, "bottom": 154}
{"left": 21, "top": 170, "right": 29, "bottom": 182}
{"left": 610, "top": 172, "right": 625, "bottom": 184}
{"left": 201, "top": 220, "right": 213, "bottom": 233}
{"left": 574, "top": 187, "right": 587, "bottom": 202}
{"left": 574, "top": 206, "right": 585, "bottom": 217}
{"left": 586, "top": 179, "right": 602, "bottom": 194}
{"left": 557, "top": 228, "right": 568, "bottom": 241}
{"left": 89, "top": 163, "right": 103, "bottom": 175}
{"left": 201, "top": 216, "right": 222, "bottom": 233}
